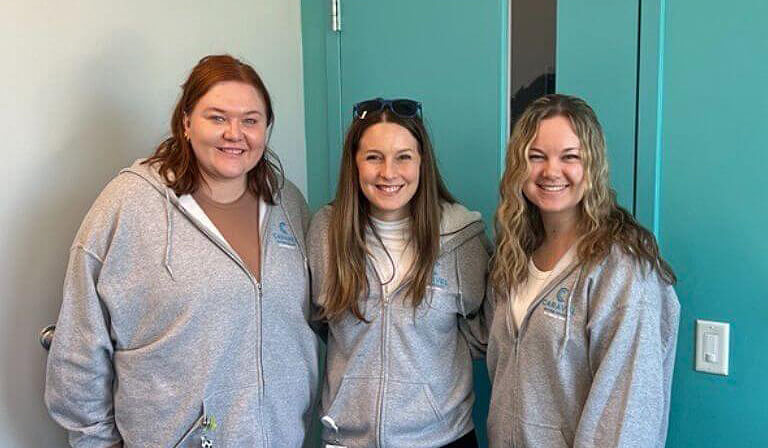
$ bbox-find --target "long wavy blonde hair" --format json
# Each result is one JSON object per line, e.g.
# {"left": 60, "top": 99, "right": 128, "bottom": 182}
{"left": 320, "top": 108, "right": 455, "bottom": 322}
{"left": 491, "top": 94, "right": 675, "bottom": 298}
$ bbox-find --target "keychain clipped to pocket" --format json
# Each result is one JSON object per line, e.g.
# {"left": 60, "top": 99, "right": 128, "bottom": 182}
{"left": 321, "top": 415, "right": 348, "bottom": 448}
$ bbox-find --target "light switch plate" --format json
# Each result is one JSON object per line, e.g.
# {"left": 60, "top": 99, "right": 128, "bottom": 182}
{"left": 695, "top": 319, "right": 730, "bottom": 375}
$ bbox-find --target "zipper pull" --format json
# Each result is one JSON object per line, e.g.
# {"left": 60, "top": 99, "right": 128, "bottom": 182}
{"left": 257, "top": 282, "right": 263, "bottom": 298}
{"left": 200, "top": 414, "right": 217, "bottom": 447}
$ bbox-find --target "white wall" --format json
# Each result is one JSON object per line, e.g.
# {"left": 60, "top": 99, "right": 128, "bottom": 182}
{"left": 0, "top": 1, "right": 305, "bottom": 445}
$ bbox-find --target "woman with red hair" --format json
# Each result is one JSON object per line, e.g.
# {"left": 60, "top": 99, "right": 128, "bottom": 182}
{"left": 45, "top": 55, "right": 319, "bottom": 447}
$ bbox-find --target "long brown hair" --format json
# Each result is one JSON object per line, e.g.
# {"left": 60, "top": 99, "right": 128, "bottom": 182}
{"left": 320, "top": 108, "right": 455, "bottom": 322}
{"left": 144, "top": 54, "right": 281, "bottom": 203}
{"left": 491, "top": 94, "right": 675, "bottom": 298}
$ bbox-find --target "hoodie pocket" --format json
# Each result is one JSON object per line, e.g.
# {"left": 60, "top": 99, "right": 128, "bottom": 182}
{"left": 383, "top": 380, "right": 444, "bottom": 435}
{"left": 520, "top": 420, "right": 569, "bottom": 448}
{"left": 197, "top": 386, "right": 263, "bottom": 448}
{"left": 322, "top": 376, "right": 378, "bottom": 444}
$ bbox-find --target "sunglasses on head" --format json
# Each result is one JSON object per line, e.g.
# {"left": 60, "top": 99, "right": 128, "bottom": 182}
{"left": 353, "top": 97, "right": 422, "bottom": 119}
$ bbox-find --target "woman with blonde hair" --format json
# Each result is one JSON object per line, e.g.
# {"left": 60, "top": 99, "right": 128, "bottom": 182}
{"left": 475, "top": 94, "right": 679, "bottom": 447}
{"left": 308, "top": 98, "right": 490, "bottom": 447}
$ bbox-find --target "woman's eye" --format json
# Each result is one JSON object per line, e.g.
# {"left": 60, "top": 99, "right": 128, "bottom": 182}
{"left": 529, "top": 154, "right": 544, "bottom": 161}
{"left": 398, "top": 154, "right": 413, "bottom": 161}
{"left": 209, "top": 115, "right": 226, "bottom": 123}
{"left": 564, "top": 154, "right": 581, "bottom": 161}
{"left": 243, "top": 118, "right": 258, "bottom": 126}
{"left": 365, "top": 154, "right": 381, "bottom": 161}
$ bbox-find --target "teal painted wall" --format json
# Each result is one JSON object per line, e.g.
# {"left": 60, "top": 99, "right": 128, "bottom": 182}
{"left": 660, "top": 0, "right": 768, "bottom": 445}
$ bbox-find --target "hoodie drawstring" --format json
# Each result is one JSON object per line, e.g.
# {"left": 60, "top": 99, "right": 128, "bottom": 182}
{"left": 164, "top": 187, "right": 175, "bottom": 280}
{"left": 558, "top": 268, "right": 582, "bottom": 360}
{"left": 454, "top": 250, "right": 466, "bottom": 316}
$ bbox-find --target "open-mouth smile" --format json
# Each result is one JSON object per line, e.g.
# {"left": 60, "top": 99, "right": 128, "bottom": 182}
{"left": 376, "top": 184, "right": 404, "bottom": 194}
{"left": 217, "top": 146, "right": 246, "bottom": 155}
{"left": 538, "top": 183, "right": 569, "bottom": 192}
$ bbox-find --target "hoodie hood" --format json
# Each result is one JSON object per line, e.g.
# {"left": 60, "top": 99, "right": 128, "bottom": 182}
{"left": 439, "top": 202, "right": 486, "bottom": 255}
{"left": 120, "top": 159, "right": 181, "bottom": 278}
{"left": 121, "top": 158, "right": 171, "bottom": 192}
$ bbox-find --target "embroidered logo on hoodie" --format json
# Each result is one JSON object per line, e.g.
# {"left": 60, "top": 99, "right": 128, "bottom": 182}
{"left": 430, "top": 261, "right": 449, "bottom": 289}
{"left": 542, "top": 287, "right": 572, "bottom": 320}
{"left": 273, "top": 221, "right": 297, "bottom": 248}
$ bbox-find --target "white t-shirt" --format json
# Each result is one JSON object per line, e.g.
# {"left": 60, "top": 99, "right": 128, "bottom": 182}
{"left": 366, "top": 216, "right": 414, "bottom": 296}
{"left": 510, "top": 244, "right": 578, "bottom": 330}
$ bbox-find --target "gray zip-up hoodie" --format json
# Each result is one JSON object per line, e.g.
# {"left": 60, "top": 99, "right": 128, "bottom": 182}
{"left": 307, "top": 203, "right": 491, "bottom": 448}
{"left": 45, "top": 160, "right": 320, "bottom": 448}
{"left": 467, "top": 246, "right": 680, "bottom": 448}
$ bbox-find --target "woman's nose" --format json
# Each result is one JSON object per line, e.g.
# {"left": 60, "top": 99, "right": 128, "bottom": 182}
{"left": 541, "top": 159, "right": 561, "bottom": 178}
{"left": 380, "top": 158, "right": 396, "bottom": 179}
{"left": 223, "top": 120, "right": 243, "bottom": 141}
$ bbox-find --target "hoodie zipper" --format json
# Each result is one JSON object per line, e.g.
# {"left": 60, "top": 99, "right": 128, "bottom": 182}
{"left": 373, "top": 265, "right": 389, "bottom": 448}
{"left": 173, "top": 192, "right": 272, "bottom": 445}
{"left": 509, "top": 264, "right": 579, "bottom": 447}
{"left": 255, "top": 204, "right": 272, "bottom": 446}
{"left": 370, "top": 260, "right": 412, "bottom": 448}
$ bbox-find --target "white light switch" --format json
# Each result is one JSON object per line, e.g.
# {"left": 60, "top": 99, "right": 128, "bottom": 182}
{"left": 695, "top": 319, "right": 729, "bottom": 375}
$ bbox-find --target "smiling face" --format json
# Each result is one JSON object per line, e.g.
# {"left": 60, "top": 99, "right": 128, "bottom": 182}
{"left": 355, "top": 122, "right": 421, "bottom": 221}
{"left": 184, "top": 81, "right": 268, "bottom": 195}
{"left": 523, "top": 115, "right": 586, "bottom": 223}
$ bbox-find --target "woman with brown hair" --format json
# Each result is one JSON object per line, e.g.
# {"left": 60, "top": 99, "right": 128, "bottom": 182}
{"left": 474, "top": 94, "right": 679, "bottom": 447}
{"left": 308, "top": 98, "right": 491, "bottom": 447}
{"left": 45, "top": 55, "right": 319, "bottom": 447}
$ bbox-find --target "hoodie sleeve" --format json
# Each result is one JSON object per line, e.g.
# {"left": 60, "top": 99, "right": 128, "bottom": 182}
{"left": 574, "top": 257, "right": 680, "bottom": 448}
{"left": 458, "top": 281, "right": 496, "bottom": 359}
{"left": 45, "top": 245, "right": 122, "bottom": 447}
{"left": 456, "top": 232, "right": 492, "bottom": 359}
{"left": 306, "top": 207, "right": 332, "bottom": 341}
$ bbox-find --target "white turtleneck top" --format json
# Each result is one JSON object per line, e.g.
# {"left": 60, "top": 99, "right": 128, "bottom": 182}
{"left": 366, "top": 215, "right": 414, "bottom": 296}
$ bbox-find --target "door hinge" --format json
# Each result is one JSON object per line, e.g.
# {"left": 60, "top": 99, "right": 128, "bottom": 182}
{"left": 331, "top": 0, "right": 341, "bottom": 32}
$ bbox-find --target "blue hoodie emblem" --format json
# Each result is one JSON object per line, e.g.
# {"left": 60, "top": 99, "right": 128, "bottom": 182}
{"left": 431, "top": 261, "right": 448, "bottom": 289}
{"left": 542, "top": 287, "right": 572, "bottom": 320}
{"left": 273, "top": 221, "right": 297, "bottom": 248}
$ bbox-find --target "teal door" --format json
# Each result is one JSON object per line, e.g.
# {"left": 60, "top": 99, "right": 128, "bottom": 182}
{"left": 333, "top": 0, "right": 509, "bottom": 224}
{"left": 557, "top": 0, "right": 640, "bottom": 211}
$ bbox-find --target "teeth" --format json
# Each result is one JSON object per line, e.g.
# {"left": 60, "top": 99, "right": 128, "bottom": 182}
{"left": 378, "top": 185, "right": 402, "bottom": 193}
{"left": 540, "top": 184, "right": 567, "bottom": 191}
{"left": 220, "top": 148, "right": 244, "bottom": 155}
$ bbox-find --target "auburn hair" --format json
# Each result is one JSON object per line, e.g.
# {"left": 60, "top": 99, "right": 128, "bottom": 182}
{"left": 144, "top": 54, "right": 281, "bottom": 202}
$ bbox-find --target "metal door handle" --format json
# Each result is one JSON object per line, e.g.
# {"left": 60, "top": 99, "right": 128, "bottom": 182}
{"left": 39, "top": 324, "right": 55, "bottom": 351}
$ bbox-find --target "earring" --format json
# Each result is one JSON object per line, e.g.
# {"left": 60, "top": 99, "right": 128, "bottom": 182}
{"left": 183, "top": 131, "right": 190, "bottom": 141}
